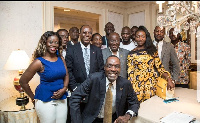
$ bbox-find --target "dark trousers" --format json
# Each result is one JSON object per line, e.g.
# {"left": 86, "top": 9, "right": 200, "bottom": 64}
{"left": 92, "top": 113, "right": 117, "bottom": 123}
{"left": 66, "top": 97, "right": 71, "bottom": 123}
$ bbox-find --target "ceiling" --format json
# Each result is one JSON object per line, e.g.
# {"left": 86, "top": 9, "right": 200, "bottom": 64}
{"left": 54, "top": 1, "right": 154, "bottom": 20}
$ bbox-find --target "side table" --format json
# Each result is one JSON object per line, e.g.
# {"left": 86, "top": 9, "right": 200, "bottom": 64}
{"left": 0, "top": 96, "right": 39, "bottom": 123}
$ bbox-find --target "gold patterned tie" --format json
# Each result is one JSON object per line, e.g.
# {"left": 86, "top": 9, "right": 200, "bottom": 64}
{"left": 103, "top": 83, "right": 113, "bottom": 123}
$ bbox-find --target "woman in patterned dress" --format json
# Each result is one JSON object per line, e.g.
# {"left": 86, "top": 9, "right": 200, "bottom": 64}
{"left": 127, "top": 26, "right": 175, "bottom": 103}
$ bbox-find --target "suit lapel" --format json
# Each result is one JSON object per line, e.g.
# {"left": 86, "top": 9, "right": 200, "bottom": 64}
{"left": 116, "top": 77, "right": 123, "bottom": 113}
{"left": 119, "top": 48, "right": 124, "bottom": 59}
{"left": 75, "top": 43, "right": 87, "bottom": 78}
{"left": 161, "top": 41, "right": 167, "bottom": 60}
{"left": 106, "top": 48, "right": 112, "bottom": 58}
{"left": 90, "top": 45, "right": 95, "bottom": 74}
{"left": 100, "top": 75, "right": 107, "bottom": 97}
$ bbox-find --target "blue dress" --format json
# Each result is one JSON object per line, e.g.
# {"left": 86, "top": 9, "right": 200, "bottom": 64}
{"left": 34, "top": 57, "right": 68, "bottom": 102}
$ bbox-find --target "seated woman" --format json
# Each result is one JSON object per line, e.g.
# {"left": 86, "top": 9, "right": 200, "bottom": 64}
{"left": 91, "top": 33, "right": 105, "bottom": 49}
{"left": 127, "top": 26, "right": 174, "bottom": 103}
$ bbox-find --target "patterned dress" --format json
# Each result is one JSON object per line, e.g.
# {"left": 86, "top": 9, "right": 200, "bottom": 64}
{"left": 174, "top": 42, "right": 191, "bottom": 84}
{"left": 127, "top": 49, "right": 170, "bottom": 103}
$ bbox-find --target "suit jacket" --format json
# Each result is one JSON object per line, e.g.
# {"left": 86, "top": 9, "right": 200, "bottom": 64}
{"left": 102, "top": 48, "right": 129, "bottom": 79}
{"left": 102, "top": 36, "right": 108, "bottom": 47}
{"left": 65, "top": 42, "right": 104, "bottom": 91}
{"left": 69, "top": 72, "right": 140, "bottom": 123}
{"left": 161, "top": 41, "right": 180, "bottom": 81}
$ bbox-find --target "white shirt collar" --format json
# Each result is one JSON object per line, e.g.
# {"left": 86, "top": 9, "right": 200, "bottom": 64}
{"left": 80, "top": 41, "right": 90, "bottom": 50}
{"left": 106, "top": 77, "right": 116, "bottom": 89}
{"left": 108, "top": 47, "right": 119, "bottom": 57}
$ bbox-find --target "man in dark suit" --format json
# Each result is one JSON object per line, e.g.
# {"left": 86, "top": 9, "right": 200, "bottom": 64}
{"left": 69, "top": 55, "right": 140, "bottom": 123}
{"left": 102, "top": 22, "right": 115, "bottom": 48}
{"left": 102, "top": 32, "right": 129, "bottom": 79}
{"left": 68, "top": 27, "right": 79, "bottom": 46}
{"left": 65, "top": 25, "right": 104, "bottom": 92}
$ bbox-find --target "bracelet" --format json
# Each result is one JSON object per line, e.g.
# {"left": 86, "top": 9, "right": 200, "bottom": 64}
{"left": 165, "top": 76, "right": 171, "bottom": 81}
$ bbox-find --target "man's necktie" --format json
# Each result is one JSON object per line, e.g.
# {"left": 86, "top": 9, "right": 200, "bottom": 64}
{"left": 156, "top": 43, "right": 158, "bottom": 49}
{"left": 84, "top": 48, "right": 90, "bottom": 76}
{"left": 103, "top": 83, "right": 113, "bottom": 123}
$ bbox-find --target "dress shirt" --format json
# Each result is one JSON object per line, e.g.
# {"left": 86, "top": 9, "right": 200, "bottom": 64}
{"left": 108, "top": 47, "right": 119, "bottom": 58}
{"left": 153, "top": 40, "right": 163, "bottom": 59}
{"left": 98, "top": 77, "right": 134, "bottom": 118}
{"left": 98, "top": 77, "right": 116, "bottom": 118}
{"left": 80, "top": 41, "right": 91, "bottom": 69}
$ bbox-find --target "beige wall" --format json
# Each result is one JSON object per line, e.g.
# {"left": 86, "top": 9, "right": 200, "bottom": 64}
{"left": 0, "top": 1, "right": 43, "bottom": 101}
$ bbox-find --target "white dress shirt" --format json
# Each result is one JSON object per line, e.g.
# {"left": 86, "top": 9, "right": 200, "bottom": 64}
{"left": 153, "top": 40, "right": 163, "bottom": 59}
{"left": 108, "top": 47, "right": 119, "bottom": 58}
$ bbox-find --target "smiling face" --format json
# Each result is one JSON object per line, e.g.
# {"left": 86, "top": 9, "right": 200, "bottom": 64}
{"left": 104, "top": 56, "right": 121, "bottom": 82}
{"left": 108, "top": 32, "right": 120, "bottom": 52}
{"left": 135, "top": 30, "right": 146, "bottom": 47}
{"left": 80, "top": 25, "right": 92, "bottom": 47}
{"left": 46, "top": 35, "right": 59, "bottom": 54}
{"left": 91, "top": 34, "right": 102, "bottom": 48}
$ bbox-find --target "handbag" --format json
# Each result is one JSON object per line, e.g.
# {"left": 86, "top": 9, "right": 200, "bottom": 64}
{"left": 156, "top": 77, "right": 175, "bottom": 100}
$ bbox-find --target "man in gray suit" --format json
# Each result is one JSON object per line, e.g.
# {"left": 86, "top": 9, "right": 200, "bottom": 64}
{"left": 153, "top": 26, "right": 180, "bottom": 83}
{"left": 102, "top": 32, "right": 129, "bottom": 79}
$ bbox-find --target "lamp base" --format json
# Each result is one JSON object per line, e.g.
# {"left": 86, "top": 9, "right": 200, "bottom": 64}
{"left": 16, "top": 96, "right": 29, "bottom": 110}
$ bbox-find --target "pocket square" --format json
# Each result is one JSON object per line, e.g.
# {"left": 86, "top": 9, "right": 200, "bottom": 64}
{"left": 120, "top": 88, "right": 123, "bottom": 90}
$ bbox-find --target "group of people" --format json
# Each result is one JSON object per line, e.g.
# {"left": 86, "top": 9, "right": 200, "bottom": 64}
{"left": 19, "top": 21, "right": 191, "bottom": 123}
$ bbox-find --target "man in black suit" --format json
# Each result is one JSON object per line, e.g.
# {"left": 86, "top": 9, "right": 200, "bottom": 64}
{"left": 69, "top": 55, "right": 140, "bottom": 123}
{"left": 65, "top": 25, "right": 104, "bottom": 92}
{"left": 102, "top": 22, "right": 115, "bottom": 48}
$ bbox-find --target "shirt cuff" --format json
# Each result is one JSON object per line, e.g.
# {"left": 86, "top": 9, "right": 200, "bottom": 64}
{"left": 126, "top": 110, "right": 135, "bottom": 117}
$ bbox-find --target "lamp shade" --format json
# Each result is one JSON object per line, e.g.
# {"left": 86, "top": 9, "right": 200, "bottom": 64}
{"left": 4, "top": 50, "right": 30, "bottom": 70}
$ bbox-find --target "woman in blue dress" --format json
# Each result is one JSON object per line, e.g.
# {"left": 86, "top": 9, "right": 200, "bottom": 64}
{"left": 19, "top": 31, "right": 69, "bottom": 123}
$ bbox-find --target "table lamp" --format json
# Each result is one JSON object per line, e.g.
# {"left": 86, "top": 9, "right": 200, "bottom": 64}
{"left": 4, "top": 49, "right": 30, "bottom": 110}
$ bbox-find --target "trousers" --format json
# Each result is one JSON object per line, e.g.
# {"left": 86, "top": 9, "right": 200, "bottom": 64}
{"left": 35, "top": 98, "right": 68, "bottom": 123}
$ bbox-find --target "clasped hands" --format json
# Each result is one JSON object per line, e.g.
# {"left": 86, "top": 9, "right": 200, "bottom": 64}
{"left": 51, "top": 87, "right": 67, "bottom": 99}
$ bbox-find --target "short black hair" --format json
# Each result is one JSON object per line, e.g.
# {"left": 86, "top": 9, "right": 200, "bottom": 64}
{"left": 56, "top": 29, "right": 68, "bottom": 34}
{"left": 92, "top": 33, "right": 102, "bottom": 41}
{"left": 105, "top": 55, "right": 120, "bottom": 66}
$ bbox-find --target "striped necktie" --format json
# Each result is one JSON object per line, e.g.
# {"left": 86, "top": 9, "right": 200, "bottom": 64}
{"left": 84, "top": 48, "right": 90, "bottom": 76}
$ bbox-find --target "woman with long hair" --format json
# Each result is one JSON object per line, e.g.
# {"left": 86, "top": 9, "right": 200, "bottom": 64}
{"left": 127, "top": 26, "right": 174, "bottom": 103}
{"left": 19, "top": 31, "right": 69, "bottom": 123}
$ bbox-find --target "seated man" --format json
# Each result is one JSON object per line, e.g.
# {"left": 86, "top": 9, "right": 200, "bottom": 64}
{"left": 69, "top": 55, "right": 140, "bottom": 123}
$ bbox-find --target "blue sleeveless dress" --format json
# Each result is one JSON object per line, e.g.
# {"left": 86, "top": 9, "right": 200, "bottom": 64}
{"left": 34, "top": 57, "right": 68, "bottom": 102}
